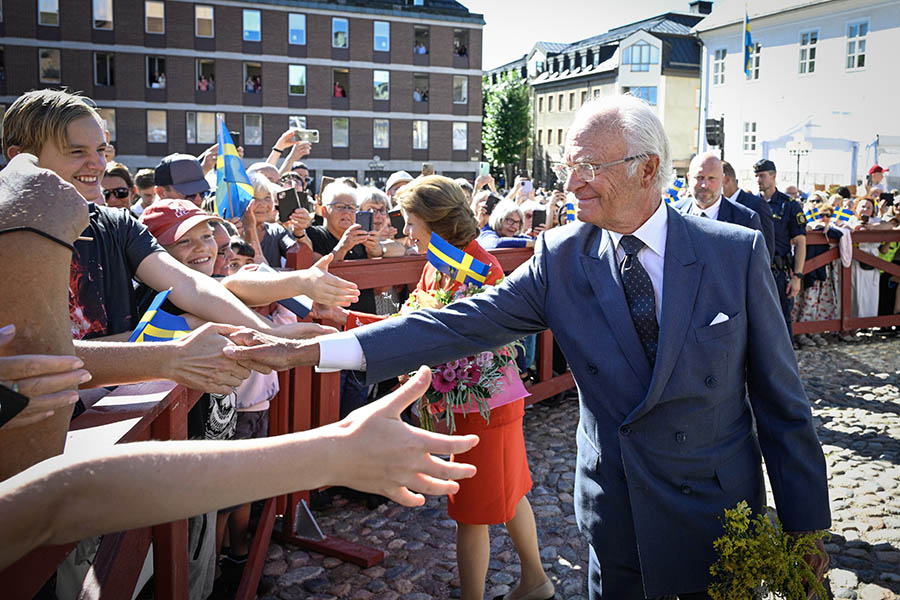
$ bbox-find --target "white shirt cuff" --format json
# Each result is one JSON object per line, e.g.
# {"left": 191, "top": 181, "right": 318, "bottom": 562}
{"left": 316, "top": 331, "right": 366, "bottom": 372}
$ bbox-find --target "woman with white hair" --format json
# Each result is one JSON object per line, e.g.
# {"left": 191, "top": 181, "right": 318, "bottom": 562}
{"left": 236, "top": 172, "right": 306, "bottom": 266}
{"left": 478, "top": 200, "right": 535, "bottom": 249}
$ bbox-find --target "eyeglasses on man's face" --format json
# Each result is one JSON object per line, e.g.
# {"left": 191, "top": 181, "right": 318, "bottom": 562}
{"left": 329, "top": 203, "right": 357, "bottom": 212}
{"left": 554, "top": 155, "right": 647, "bottom": 183}
{"left": 103, "top": 187, "right": 131, "bottom": 200}
{"left": 183, "top": 190, "right": 210, "bottom": 202}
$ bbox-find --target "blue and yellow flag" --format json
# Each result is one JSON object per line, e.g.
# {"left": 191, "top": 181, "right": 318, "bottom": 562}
{"left": 215, "top": 117, "right": 253, "bottom": 220}
{"left": 804, "top": 206, "right": 821, "bottom": 221}
{"left": 666, "top": 178, "right": 685, "bottom": 203}
{"left": 128, "top": 289, "right": 192, "bottom": 343}
{"left": 743, "top": 11, "right": 753, "bottom": 77}
{"left": 834, "top": 206, "right": 854, "bottom": 223}
{"left": 566, "top": 202, "right": 576, "bottom": 223}
{"left": 426, "top": 232, "right": 490, "bottom": 286}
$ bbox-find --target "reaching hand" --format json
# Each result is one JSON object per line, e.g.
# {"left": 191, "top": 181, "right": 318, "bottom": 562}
{"left": 309, "top": 302, "right": 350, "bottom": 325}
{"left": 325, "top": 366, "right": 478, "bottom": 506}
{"left": 198, "top": 144, "right": 218, "bottom": 174}
{"left": 224, "top": 329, "right": 317, "bottom": 371}
{"left": 268, "top": 321, "right": 338, "bottom": 340}
{"left": 288, "top": 141, "right": 312, "bottom": 160}
{"left": 167, "top": 323, "right": 260, "bottom": 394}
{"left": 300, "top": 254, "right": 360, "bottom": 307}
{"left": 0, "top": 324, "right": 87, "bottom": 429}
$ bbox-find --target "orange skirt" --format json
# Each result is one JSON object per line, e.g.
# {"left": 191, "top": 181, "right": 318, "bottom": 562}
{"left": 448, "top": 398, "right": 532, "bottom": 525}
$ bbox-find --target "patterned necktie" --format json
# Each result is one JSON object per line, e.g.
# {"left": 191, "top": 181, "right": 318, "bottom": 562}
{"left": 619, "top": 235, "right": 659, "bottom": 367}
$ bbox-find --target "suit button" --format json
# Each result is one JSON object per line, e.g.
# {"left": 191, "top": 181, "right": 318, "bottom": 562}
{"left": 675, "top": 431, "right": 687, "bottom": 443}
{"left": 587, "top": 363, "right": 598, "bottom": 375}
{"left": 705, "top": 375, "right": 718, "bottom": 388}
{"left": 620, "top": 425, "right": 631, "bottom": 436}
{"left": 681, "top": 485, "right": 692, "bottom": 495}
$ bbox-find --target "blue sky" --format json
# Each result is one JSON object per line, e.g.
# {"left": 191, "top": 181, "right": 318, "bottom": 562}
{"left": 460, "top": 0, "right": 690, "bottom": 70}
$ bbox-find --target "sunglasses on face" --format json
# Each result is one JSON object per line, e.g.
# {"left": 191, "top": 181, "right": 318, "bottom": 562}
{"left": 103, "top": 187, "right": 131, "bottom": 200}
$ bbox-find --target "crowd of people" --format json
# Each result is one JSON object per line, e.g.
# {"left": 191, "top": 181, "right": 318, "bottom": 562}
{"left": 1, "top": 85, "right": 878, "bottom": 600}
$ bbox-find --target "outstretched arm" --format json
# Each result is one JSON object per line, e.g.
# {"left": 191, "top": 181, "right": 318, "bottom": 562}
{"left": 221, "top": 254, "right": 359, "bottom": 307}
{"left": 0, "top": 367, "right": 477, "bottom": 570}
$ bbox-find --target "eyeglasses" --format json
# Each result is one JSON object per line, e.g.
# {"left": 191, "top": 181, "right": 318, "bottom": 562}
{"left": 328, "top": 203, "right": 357, "bottom": 212}
{"left": 103, "top": 187, "right": 131, "bottom": 200}
{"left": 554, "top": 155, "right": 647, "bottom": 183}
{"left": 183, "top": 191, "right": 210, "bottom": 202}
{"left": 367, "top": 207, "right": 388, "bottom": 215}
{"left": 503, "top": 217, "right": 522, "bottom": 228}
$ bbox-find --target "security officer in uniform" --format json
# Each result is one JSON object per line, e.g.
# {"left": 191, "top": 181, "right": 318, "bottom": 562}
{"left": 754, "top": 159, "right": 806, "bottom": 337}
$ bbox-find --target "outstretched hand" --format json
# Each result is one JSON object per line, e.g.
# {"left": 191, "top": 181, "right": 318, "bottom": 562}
{"left": 300, "top": 254, "right": 360, "bottom": 307}
{"left": 225, "top": 328, "right": 319, "bottom": 372}
{"left": 326, "top": 366, "right": 478, "bottom": 506}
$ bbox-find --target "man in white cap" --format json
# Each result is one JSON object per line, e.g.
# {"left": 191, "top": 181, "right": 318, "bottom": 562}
{"left": 385, "top": 170, "right": 413, "bottom": 200}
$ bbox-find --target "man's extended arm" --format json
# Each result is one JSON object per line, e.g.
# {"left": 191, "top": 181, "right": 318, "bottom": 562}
{"left": 0, "top": 368, "right": 478, "bottom": 570}
{"left": 220, "top": 254, "right": 359, "bottom": 307}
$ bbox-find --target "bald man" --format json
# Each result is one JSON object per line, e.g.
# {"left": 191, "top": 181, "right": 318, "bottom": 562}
{"left": 674, "top": 152, "right": 762, "bottom": 237}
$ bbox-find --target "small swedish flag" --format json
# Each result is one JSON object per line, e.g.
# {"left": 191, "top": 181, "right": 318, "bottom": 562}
{"left": 426, "top": 232, "right": 490, "bottom": 286}
{"left": 566, "top": 202, "right": 577, "bottom": 223}
{"left": 666, "top": 178, "right": 685, "bottom": 203}
{"left": 834, "top": 206, "right": 854, "bottom": 223}
{"left": 128, "top": 289, "right": 192, "bottom": 343}
{"left": 804, "top": 206, "right": 821, "bottom": 221}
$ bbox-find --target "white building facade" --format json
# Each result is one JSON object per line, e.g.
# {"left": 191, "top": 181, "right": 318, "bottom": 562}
{"left": 695, "top": 0, "right": 900, "bottom": 191}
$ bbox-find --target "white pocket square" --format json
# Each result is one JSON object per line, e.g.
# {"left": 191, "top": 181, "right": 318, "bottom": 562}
{"left": 709, "top": 312, "right": 729, "bottom": 326}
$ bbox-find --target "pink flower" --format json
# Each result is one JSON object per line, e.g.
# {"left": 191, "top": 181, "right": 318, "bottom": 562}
{"left": 432, "top": 370, "right": 457, "bottom": 393}
{"left": 460, "top": 365, "right": 481, "bottom": 385}
{"left": 476, "top": 352, "right": 493, "bottom": 367}
{"left": 442, "top": 367, "right": 457, "bottom": 381}
{"left": 458, "top": 357, "right": 470, "bottom": 369}
{"left": 447, "top": 359, "right": 460, "bottom": 370}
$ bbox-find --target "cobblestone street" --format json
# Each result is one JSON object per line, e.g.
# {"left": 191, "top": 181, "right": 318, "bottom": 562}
{"left": 261, "top": 335, "right": 900, "bottom": 600}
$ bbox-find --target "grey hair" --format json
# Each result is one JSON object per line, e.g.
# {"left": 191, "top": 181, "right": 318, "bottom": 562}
{"left": 248, "top": 172, "right": 277, "bottom": 199}
{"left": 358, "top": 186, "right": 391, "bottom": 210}
{"left": 573, "top": 94, "right": 673, "bottom": 195}
{"left": 322, "top": 180, "right": 359, "bottom": 207}
{"left": 489, "top": 200, "right": 525, "bottom": 235}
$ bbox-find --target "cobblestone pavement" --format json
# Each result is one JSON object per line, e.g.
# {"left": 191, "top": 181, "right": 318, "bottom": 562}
{"left": 261, "top": 334, "right": 900, "bottom": 600}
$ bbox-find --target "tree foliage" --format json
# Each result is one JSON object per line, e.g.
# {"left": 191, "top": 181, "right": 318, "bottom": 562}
{"left": 482, "top": 72, "right": 531, "bottom": 170}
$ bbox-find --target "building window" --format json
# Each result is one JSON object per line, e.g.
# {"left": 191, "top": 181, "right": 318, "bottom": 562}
{"left": 197, "top": 59, "right": 215, "bottom": 90}
{"left": 147, "top": 56, "right": 166, "bottom": 88}
{"left": 538, "top": 96, "right": 543, "bottom": 112}
{"left": 547, "top": 96, "right": 553, "bottom": 112}
{"left": 622, "top": 40, "right": 659, "bottom": 72}
{"left": 244, "top": 114, "right": 262, "bottom": 146}
{"left": 581, "top": 91, "right": 588, "bottom": 104}
{"left": 147, "top": 110, "right": 167, "bottom": 143}
{"left": 333, "top": 68, "right": 349, "bottom": 98}
{"left": 453, "top": 76, "right": 468, "bottom": 104}
{"left": 537, "top": 130, "right": 543, "bottom": 145}
{"left": 145, "top": 1, "right": 164, "bottom": 34}
{"left": 374, "top": 21, "right": 390, "bottom": 52}
{"left": 623, "top": 86, "right": 657, "bottom": 105}
{"left": 290, "top": 115, "right": 306, "bottom": 131}
{"left": 713, "top": 48, "right": 726, "bottom": 85}
{"left": 413, "top": 120, "right": 428, "bottom": 149}
{"left": 373, "top": 119, "right": 389, "bottom": 149}
{"left": 38, "top": 0, "right": 59, "bottom": 26}
{"left": 332, "top": 118, "right": 349, "bottom": 147}
{"left": 413, "top": 74, "right": 428, "bottom": 102}
{"left": 558, "top": 94, "right": 564, "bottom": 111}
{"left": 288, "top": 65, "right": 306, "bottom": 96}
{"left": 97, "top": 108, "right": 115, "bottom": 141}
{"left": 569, "top": 92, "right": 575, "bottom": 110}
{"left": 243, "top": 62, "right": 261, "bottom": 93}
{"left": 195, "top": 5, "right": 214, "bottom": 38}
{"left": 742, "top": 121, "right": 757, "bottom": 152}
{"left": 846, "top": 21, "right": 867, "bottom": 70}
{"left": 453, "top": 29, "right": 468, "bottom": 57}
{"left": 452, "top": 122, "right": 467, "bottom": 151}
{"left": 288, "top": 14, "right": 306, "bottom": 45}
{"left": 593, "top": 88, "right": 601, "bottom": 98}
{"left": 39, "top": 48, "right": 61, "bottom": 83}
{"left": 373, "top": 70, "right": 389, "bottom": 100}
{"left": 799, "top": 30, "right": 818, "bottom": 74}
{"left": 332, "top": 18, "right": 348, "bottom": 48}
{"left": 414, "top": 27, "right": 429, "bottom": 55}
{"left": 746, "top": 43, "right": 760, "bottom": 80}
{"left": 94, "top": 52, "right": 114, "bottom": 86}
{"left": 557, "top": 129, "right": 563, "bottom": 145}
{"left": 242, "top": 10, "right": 261, "bottom": 42}
{"left": 93, "top": 0, "right": 112, "bottom": 30}
{"left": 186, "top": 111, "right": 216, "bottom": 144}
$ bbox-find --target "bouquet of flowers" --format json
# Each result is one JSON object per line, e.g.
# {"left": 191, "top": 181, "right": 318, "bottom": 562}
{"left": 399, "top": 275, "right": 522, "bottom": 433}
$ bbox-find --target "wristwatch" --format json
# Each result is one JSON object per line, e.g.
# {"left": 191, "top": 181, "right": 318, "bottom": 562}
{"left": 791, "top": 273, "right": 803, "bottom": 280}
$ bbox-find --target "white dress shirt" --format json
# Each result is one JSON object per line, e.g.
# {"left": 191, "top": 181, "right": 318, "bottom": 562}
{"left": 725, "top": 188, "right": 741, "bottom": 204}
{"left": 688, "top": 196, "right": 721, "bottom": 221}
{"left": 319, "top": 200, "right": 670, "bottom": 370}
{"left": 607, "top": 199, "right": 667, "bottom": 323}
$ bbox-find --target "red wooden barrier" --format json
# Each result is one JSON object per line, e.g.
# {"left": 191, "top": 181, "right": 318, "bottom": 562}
{"left": 792, "top": 229, "right": 900, "bottom": 334}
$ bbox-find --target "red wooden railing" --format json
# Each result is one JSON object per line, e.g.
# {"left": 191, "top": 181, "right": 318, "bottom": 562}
{"left": 792, "top": 229, "right": 900, "bottom": 334}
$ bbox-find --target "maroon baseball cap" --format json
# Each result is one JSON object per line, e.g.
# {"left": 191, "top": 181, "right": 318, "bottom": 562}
{"left": 869, "top": 164, "right": 889, "bottom": 175}
{"left": 139, "top": 199, "right": 220, "bottom": 245}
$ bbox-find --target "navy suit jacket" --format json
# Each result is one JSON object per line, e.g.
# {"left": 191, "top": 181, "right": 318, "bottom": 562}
{"left": 353, "top": 206, "right": 830, "bottom": 596}
{"left": 736, "top": 189, "right": 775, "bottom": 261}
{"left": 673, "top": 196, "right": 762, "bottom": 237}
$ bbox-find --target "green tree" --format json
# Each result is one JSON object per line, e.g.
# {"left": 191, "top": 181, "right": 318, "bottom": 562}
{"left": 482, "top": 72, "right": 531, "bottom": 180}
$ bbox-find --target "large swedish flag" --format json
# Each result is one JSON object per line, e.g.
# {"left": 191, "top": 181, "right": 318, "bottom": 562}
{"left": 215, "top": 117, "right": 253, "bottom": 219}
{"left": 128, "top": 289, "right": 192, "bottom": 343}
{"left": 743, "top": 11, "right": 754, "bottom": 77}
{"left": 426, "top": 232, "right": 490, "bottom": 286}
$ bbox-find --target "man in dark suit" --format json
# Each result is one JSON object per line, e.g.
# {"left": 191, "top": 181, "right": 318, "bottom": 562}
{"left": 674, "top": 153, "right": 762, "bottom": 237}
{"left": 722, "top": 160, "right": 775, "bottom": 261}
{"left": 226, "top": 95, "right": 831, "bottom": 599}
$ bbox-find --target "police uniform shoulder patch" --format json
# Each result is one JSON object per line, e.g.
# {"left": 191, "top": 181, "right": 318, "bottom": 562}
{"left": 796, "top": 210, "right": 807, "bottom": 225}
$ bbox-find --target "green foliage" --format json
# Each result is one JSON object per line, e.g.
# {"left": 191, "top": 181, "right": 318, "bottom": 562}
{"left": 482, "top": 72, "right": 531, "bottom": 170}
{"left": 709, "top": 501, "right": 828, "bottom": 600}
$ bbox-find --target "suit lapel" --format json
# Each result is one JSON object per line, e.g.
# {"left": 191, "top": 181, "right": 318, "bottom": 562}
{"left": 580, "top": 229, "right": 653, "bottom": 383}
{"left": 626, "top": 208, "right": 703, "bottom": 423}
{"left": 717, "top": 198, "right": 732, "bottom": 224}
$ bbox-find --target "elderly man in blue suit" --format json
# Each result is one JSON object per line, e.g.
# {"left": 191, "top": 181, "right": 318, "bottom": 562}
{"left": 674, "top": 153, "right": 762, "bottom": 239}
{"left": 226, "top": 95, "right": 831, "bottom": 600}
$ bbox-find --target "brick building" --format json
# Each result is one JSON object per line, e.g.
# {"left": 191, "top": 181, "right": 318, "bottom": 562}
{"left": 0, "top": 0, "right": 485, "bottom": 186}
